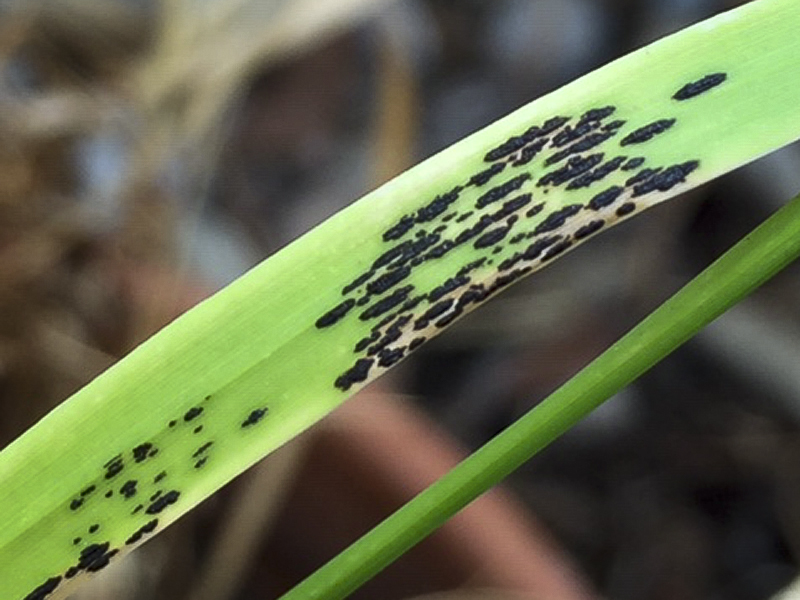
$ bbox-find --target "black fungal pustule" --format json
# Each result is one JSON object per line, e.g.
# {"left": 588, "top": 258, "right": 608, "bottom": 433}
{"left": 414, "top": 299, "right": 455, "bottom": 330}
{"left": 587, "top": 186, "right": 624, "bottom": 211}
{"left": 616, "top": 202, "right": 637, "bottom": 217}
{"left": 546, "top": 131, "right": 615, "bottom": 166}
{"left": 622, "top": 157, "right": 646, "bottom": 171}
{"left": 566, "top": 156, "right": 626, "bottom": 190}
{"left": 80, "top": 485, "right": 96, "bottom": 497}
{"left": 125, "top": 519, "right": 159, "bottom": 545}
{"left": 73, "top": 537, "right": 81, "bottom": 545}
{"left": 192, "top": 442, "right": 214, "bottom": 458}
{"left": 194, "top": 426, "right": 203, "bottom": 434}
{"left": 673, "top": 72, "right": 727, "bottom": 100}
{"left": 378, "top": 347, "right": 406, "bottom": 368}
{"left": 195, "top": 458, "right": 208, "bottom": 469}
{"left": 475, "top": 174, "right": 532, "bottom": 209}
{"left": 626, "top": 167, "right": 662, "bottom": 186}
{"left": 105, "top": 491, "right": 113, "bottom": 498}
{"left": 70, "top": 498, "right": 84, "bottom": 511}
{"left": 132, "top": 504, "right": 143, "bottom": 514}
{"left": 359, "top": 286, "right": 414, "bottom": 321}
{"left": 457, "top": 258, "right": 488, "bottom": 278}
{"left": 241, "top": 407, "right": 268, "bottom": 428}
{"left": 474, "top": 225, "right": 511, "bottom": 249}
{"left": 429, "top": 275, "right": 471, "bottom": 303}
{"left": 354, "top": 331, "right": 380, "bottom": 352}
{"left": 183, "top": 406, "right": 203, "bottom": 422}
{"left": 342, "top": 270, "right": 376, "bottom": 295}
{"left": 89, "top": 524, "right": 100, "bottom": 534}
{"left": 335, "top": 358, "right": 374, "bottom": 391}
{"left": 574, "top": 220, "right": 606, "bottom": 240}
{"left": 409, "top": 337, "right": 426, "bottom": 351}
{"left": 455, "top": 211, "right": 474, "bottom": 223}
{"left": 620, "top": 119, "right": 676, "bottom": 146}
{"left": 120, "top": 480, "right": 138, "bottom": 499}
{"left": 132, "top": 443, "right": 153, "bottom": 463}
{"left": 538, "top": 154, "right": 604, "bottom": 187}
{"left": 469, "top": 163, "right": 506, "bottom": 186}
{"left": 415, "top": 187, "right": 462, "bottom": 223}
{"left": 488, "top": 194, "right": 532, "bottom": 222}
{"left": 551, "top": 119, "right": 602, "bottom": 148}
{"left": 154, "top": 471, "right": 167, "bottom": 483}
{"left": 382, "top": 216, "right": 414, "bottom": 242}
{"left": 365, "top": 265, "right": 411, "bottom": 296}
{"left": 483, "top": 117, "right": 568, "bottom": 163}
{"left": 316, "top": 298, "right": 356, "bottom": 329}
{"left": 104, "top": 455, "right": 124, "bottom": 480}
{"left": 542, "top": 239, "right": 574, "bottom": 261}
{"left": 23, "top": 576, "right": 61, "bottom": 600}
{"left": 533, "top": 204, "right": 582, "bottom": 235}
{"left": 168, "top": 420, "right": 177, "bottom": 428}
{"left": 578, "top": 106, "right": 616, "bottom": 125}
{"left": 77, "top": 542, "right": 118, "bottom": 573}
{"left": 525, "top": 203, "right": 545, "bottom": 219}
{"left": 146, "top": 490, "right": 180, "bottom": 515}
{"left": 511, "top": 138, "right": 548, "bottom": 167}
{"left": 631, "top": 161, "right": 699, "bottom": 197}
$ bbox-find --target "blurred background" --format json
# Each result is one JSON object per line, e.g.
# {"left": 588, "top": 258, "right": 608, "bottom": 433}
{"left": 2, "top": 0, "right": 800, "bottom": 599}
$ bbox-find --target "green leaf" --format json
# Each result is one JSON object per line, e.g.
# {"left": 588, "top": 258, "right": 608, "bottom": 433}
{"left": 3, "top": 0, "right": 800, "bottom": 598}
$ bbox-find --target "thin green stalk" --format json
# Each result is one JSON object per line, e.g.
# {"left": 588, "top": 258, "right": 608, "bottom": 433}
{"left": 281, "top": 190, "right": 800, "bottom": 600}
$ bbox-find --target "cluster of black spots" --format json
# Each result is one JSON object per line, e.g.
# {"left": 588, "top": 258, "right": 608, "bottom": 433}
{"left": 183, "top": 406, "right": 203, "bottom": 422}
{"left": 538, "top": 154, "right": 604, "bottom": 187}
{"left": 475, "top": 174, "right": 531, "bottom": 209}
{"left": 415, "top": 187, "right": 462, "bottom": 223}
{"left": 469, "top": 162, "right": 506, "bottom": 186}
{"left": 78, "top": 542, "right": 118, "bottom": 573}
{"left": 631, "top": 160, "right": 699, "bottom": 196}
{"left": 574, "top": 220, "right": 606, "bottom": 240}
{"left": 622, "top": 157, "right": 645, "bottom": 171}
{"left": 483, "top": 117, "right": 568, "bottom": 163}
{"left": 546, "top": 131, "right": 615, "bottom": 166}
{"left": 146, "top": 490, "right": 180, "bottom": 515}
{"left": 376, "top": 233, "right": 441, "bottom": 271}
{"left": 366, "top": 265, "right": 411, "bottom": 296}
{"left": 409, "top": 337, "right": 426, "bottom": 351}
{"left": 511, "top": 137, "right": 549, "bottom": 166}
{"left": 542, "top": 239, "right": 574, "bottom": 261}
{"left": 241, "top": 407, "right": 269, "bottom": 428}
{"left": 120, "top": 480, "right": 138, "bottom": 499}
{"left": 382, "top": 216, "right": 414, "bottom": 242}
{"left": 89, "top": 524, "right": 100, "bottom": 534}
{"left": 154, "top": 471, "right": 167, "bottom": 484}
{"left": 132, "top": 443, "right": 153, "bottom": 463}
{"left": 497, "top": 235, "right": 560, "bottom": 271}
{"left": 587, "top": 186, "right": 624, "bottom": 211}
{"left": 620, "top": 118, "right": 676, "bottom": 146}
{"left": 456, "top": 285, "right": 488, "bottom": 309}
{"left": 104, "top": 455, "right": 124, "bottom": 480}
{"left": 415, "top": 298, "right": 455, "bottom": 330}
{"left": 334, "top": 358, "right": 374, "bottom": 391}
{"left": 80, "top": 485, "right": 96, "bottom": 497}
{"left": 195, "top": 457, "right": 208, "bottom": 469}
{"left": 315, "top": 298, "right": 356, "bottom": 329}
{"left": 454, "top": 215, "right": 495, "bottom": 245}
{"left": 359, "top": 285, "right": 414, "bottom": 320}
{"left": 125, "top": 519, "right": 159, "bottom": 546}
{"left": 377, "top": 347, "right": 406, "bottom": 368}
{"left": 474, "top": 225, "right": 511, "bottom": 249}
{"left": 367, "top": 315, "right": 413, "bottom": 356}
{"left": 456, "top": 211, "right": 474, "bottom": 223}
{"left": 354, "top": 330, "right": 380, "bottom": 352}
{"left": 551, "top": 119, "right": 601, "bottom": 148}
{"left": 342, "top": 270, "right": 376, "bottom": 295}
{"left": 23, "top": 576, "right": 62, "bottom": 600}
{"left": 616, "top": 202, "right": 637, "bottom": 217}
{"left": 534, "top": 204, "right": 582, "bottom": 234}
{"left": 673, "top": 72, "right": 727, "bottom": 100}
{"left": 566, "top": 156, "right": 626, "bottom": 190}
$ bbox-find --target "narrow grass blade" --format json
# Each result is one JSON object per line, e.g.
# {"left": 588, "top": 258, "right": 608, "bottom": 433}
{"left": 279, "top": 188, "right": 800, "bottom": 600}
{"left": 2, "top": 1, "right": 800, "bottom": 598}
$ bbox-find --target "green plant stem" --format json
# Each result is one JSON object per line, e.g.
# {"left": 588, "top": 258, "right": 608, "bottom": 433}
{"left": 279, "top": 190, "right": 800, "bottom": 600}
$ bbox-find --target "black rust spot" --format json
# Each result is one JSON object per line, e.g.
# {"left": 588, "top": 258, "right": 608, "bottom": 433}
{"left": 146, "top": 490, "right": 180, "bottom": 515}
{"left": 469, "top": 163, "right": 506, "bottom": 186}
{"left": 23, "top": 576, "right": 62, "bottom": 600}
{"left": 360, "top": 286, "right": 413, "bottom": 321}
{"left": 476, "top": 174, "right": 532, "bottom": 209}
{"left": 132, "top": 443, "right": 153, "bottom": 463}
{"left": 242, "top": 407, "right": 268, "bottom": 428}
{"left": 538, "top": 154, "right": 604, "bottom": 187}
{"left": 620, "top": 119, "right": 676, "bottom": 146}
{"left": 125, "top": 519, "right": 158, "bottom": 545}
{"left": 335, "top": 358, "right": 374, "bottom": 391}
{"left": 316, "top": 299, "right": 356, "bottom": 329}
{"left": 587, "top": 186, "right": 624, "bottom": 211}
{"left": 120, "top": 480, "right": 138, "bottom": 499}
{"left": 382, "top": 216, "right": 414, "bottom": 242}
{"left": 574, "top": 220, "right": 606, "bottom": 240}
{"left": 534, "top": 205, "right": 582, "bottom": 234}
{"left": 616, "top": 202, "right": 637, "bottom": 217}
{"left": 673, "top": 73, "right": 727, "bottom": 100}
{"left": 183, "top": 407, "right": 203, "bottom": 422}
{"left": 631, "top": 161, "right": 699, "bottom": 196}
